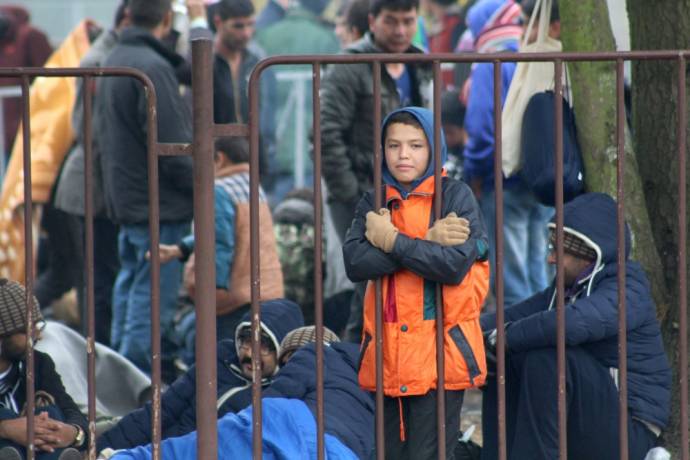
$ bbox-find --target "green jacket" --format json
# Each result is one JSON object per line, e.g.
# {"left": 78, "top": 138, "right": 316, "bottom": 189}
{"left": 319, "top": 33, "right": 432, "bottom": 204}
{"left": 255, "top": 7, "right": 339, "bottom": 176}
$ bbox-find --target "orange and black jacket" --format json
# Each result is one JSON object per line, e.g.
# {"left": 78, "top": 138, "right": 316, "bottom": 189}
{"left": 343, "top": 175, "right": 490, "bottom": 397}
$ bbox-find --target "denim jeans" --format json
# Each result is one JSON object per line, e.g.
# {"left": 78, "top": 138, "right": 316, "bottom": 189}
{"left": 480, "top": 181, "right": 553, "bottom": 307}
{"left": 111, "top": 222, "right": 189, "bottom": 373}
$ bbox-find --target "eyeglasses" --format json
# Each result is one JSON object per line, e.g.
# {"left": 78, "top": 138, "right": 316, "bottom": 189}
{"left": 238, "top": 338, "right": 274, "bottom": 357}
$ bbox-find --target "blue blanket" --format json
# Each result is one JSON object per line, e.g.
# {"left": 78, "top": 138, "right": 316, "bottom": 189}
{"left": 112, "top": 398, "right": 358, "bottom": 460}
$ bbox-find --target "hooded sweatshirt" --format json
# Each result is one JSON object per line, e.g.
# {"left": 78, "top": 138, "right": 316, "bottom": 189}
{"left": 344, "top": 106, "right": 490, "bottom": 397}
{"left": 97, "top": 299, "right": 304, "bottom": 452}
{"left": 481, "top": 192, "right": 672, "bottom": 429}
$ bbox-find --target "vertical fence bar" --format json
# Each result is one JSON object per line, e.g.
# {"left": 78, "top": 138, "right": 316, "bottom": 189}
{"left": 249, "top": 52, "right": 263, "bottom": 460}
{"left": 372, "top": 60, "right": 385, "bottom": 460}
{"left": 553, "top": 59, "right": 567, "bottom": 460}
{"left": 432, "top": 60, "right": 447, "bottom": 460}
{"left": 144, "top": 81, "right": 162, "bottom": 460}
{"left": 191, "top": 39, "right": 218, "bottom": 460}
{"left": 615, "top": 58, "right": 629, "bottom": 460}
{"left": 21, "top": 75, "right": 35, "bottom": 460}
{"left": 312, "top": 61, "right": 326, "bottom": 460}
{"left": 492, "top": 60, "right": 507, "bottom": 460}
{"left": 678, "top": 54, "right": 689, "bottom": 460}
{"left": 82, "top": 75, "right": 98, "bottom": 460}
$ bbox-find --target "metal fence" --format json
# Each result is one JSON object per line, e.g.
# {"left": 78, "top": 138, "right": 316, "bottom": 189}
{"left": 2, "top": 38, "right": 688, "bottom": 460}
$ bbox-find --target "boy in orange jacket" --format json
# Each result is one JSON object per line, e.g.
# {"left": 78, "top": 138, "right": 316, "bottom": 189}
{"left": 343, "top": 106, "right": 490, "bottom": 459}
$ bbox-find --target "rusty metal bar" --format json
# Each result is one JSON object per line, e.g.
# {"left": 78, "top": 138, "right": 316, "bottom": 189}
{"left": 492, "top": 60, "right": 507, "bottom": 460}
{"left": 677, "top": 54, "right": 689, "bottom": 460}
{"left": 372, "top": 60, "right": 385, "bottom": 460}
{"left": 553, "top": 59, "right": 567, "bottom": 460}
{"left": 248, "top": 48, "right": 264, "bottom": 460}
{"left": 615, "top": 58, "right": 629, "bottom": 460}
{"left": 191, "top": 39, "right": 218, "bottom": 460}
{"left": 21, "top": 74, "right": 35, "bottom": 460}
{"left": 312, "top": 61, "right": 326, "bottom": 460}
{"left": 232, "top": 50, "right": 690, "bottom": 70}
{"left": 82, "top": 74, "right": 97, "bottom": 460}
{"left": 158, "top": 143, "right": 192, "bottom": 156}
{"left": 432, "top": 60, "right": 447, "bottom": 459}
{"left": 213, "top": 123, "right": 249, "bottom": 138}
{"left": 143, "top": 79, "right": 163, "bottom": 460}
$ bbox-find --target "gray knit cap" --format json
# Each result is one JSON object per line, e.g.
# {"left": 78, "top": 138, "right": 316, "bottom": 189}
{"left": 279, "top": 325, "right": 340, "bottom": 363}
{"left": 0, "top": 279, "right": 42, "bottom": 338}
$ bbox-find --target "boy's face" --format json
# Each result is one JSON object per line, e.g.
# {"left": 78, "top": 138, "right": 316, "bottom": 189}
{"left": 384, "top": 122, "right": 430, "bottom": 188}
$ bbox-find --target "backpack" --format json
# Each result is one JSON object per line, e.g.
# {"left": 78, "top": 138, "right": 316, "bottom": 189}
{"left": 519, "top": 90, "right": 585, "bottom": 206}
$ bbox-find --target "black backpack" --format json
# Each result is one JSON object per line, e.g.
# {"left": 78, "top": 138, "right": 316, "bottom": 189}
{"left": 519, "top": 91, "right": 585, "bottom": 206}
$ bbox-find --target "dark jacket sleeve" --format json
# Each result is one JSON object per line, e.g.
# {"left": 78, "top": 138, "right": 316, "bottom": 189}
{"left": 480, "top": 287, "right": 553, "bottom": 331}
{"left": 320, "top": 63, "right": 365, "bottom": 203}
{"left": 343, "top": 192, "right": 401, "bottom": 282}
{"left": 389, "top": 180, "right": 488, "bottom": 285}
{"left": 262, "top": 348, "right": 313, "bottom": 400}
{"left": 36, "top": 352, "right": 88, "bottom": 443}
{"left": 505, "top": 266, "right": 654, "bottom": 352}
{"left": 97, "top": 366, "right": 197, "bottom": 451}
{"left": 138, "top": 62, "right": 194, "bottom": 194}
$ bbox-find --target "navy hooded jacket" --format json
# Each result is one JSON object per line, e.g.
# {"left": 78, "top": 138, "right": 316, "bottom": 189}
{"left": 97, "top": 299, "right": 304, "bottom": 452}
{"left": 262, "top": 342, "right": 375, "bottom": 460}
{"left": 481, "top": 193, "right": 672, "bottom": 429}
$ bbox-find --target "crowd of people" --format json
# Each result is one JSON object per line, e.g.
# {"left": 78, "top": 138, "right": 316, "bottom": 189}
{"left": 0, "top": 0, "right": 673, "bottom": 459}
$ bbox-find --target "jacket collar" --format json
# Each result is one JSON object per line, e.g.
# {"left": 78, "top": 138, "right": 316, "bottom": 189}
{"left": 215, "top": 162, "right": 249, "bottom": 179}
{"left": 119, "top": 26, "right": 185, "bottom": 69}
{"left": 385, "top": 171, "right": 445, "bottom": 203}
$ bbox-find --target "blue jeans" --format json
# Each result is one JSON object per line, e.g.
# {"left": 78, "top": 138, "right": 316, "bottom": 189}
{"left": 111, "top": 222, "right": 189, "bottom": 373}
{"left": 480, "top": 181, "right": 552, "bottom": 307}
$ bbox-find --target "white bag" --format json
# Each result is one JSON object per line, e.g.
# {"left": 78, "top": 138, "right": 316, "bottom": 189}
{"left": 501, "top": 0, "right": 566, "bottom": 177}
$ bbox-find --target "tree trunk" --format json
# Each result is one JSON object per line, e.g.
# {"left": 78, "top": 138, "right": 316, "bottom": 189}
{"left": 559, "top": 1, "right": 668, "bottom": 316}
{"left": 628, "top": 0, "right": 690, "bottom": 454}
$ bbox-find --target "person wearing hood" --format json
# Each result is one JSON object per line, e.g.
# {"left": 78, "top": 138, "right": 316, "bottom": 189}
{"left": 343, "top": 107, "right": 490, "bottom": 459}
{"left": 462, "top": 0, "right": 554, "bottom": 309}
{"left": 480, "top": 193, "right": 671, "bottom": 460}
{"left": 104, "top": 325, "right": 373, "bottom": 460}
{"left": 95, "top": 299, "right": 304, "bottom": 455}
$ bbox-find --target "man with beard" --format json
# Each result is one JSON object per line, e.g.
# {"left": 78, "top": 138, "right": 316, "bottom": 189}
{"left": 0, "top": 279, "right": 87, "bottom": 460}
{"left": 96, "top": 299, "right": 303, "bottom": 454}
{"left": 210, "top": 0, "right": 277, "bottom": 192}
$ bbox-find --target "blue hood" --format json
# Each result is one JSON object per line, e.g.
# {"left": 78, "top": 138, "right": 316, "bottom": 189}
{"left": 234, "top": 299, "right": 305, "bottom": 358}
{"left": 381, "top": 107, "right": 447, "bottom": 197}
{"left": 467, "top": 0, "right": 509, "bottom": 39}
{"left": 550, "top": 192, "right": 631, "bottom": 266}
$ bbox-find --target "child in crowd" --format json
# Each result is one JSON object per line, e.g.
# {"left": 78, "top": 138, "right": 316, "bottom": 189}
{"left": 343, "top": 106, "right": 489, "bottom": 458}
{"left": 156, "top": 137, "right": 283, "bottom": 359}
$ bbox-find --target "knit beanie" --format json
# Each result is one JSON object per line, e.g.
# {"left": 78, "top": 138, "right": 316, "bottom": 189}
{"left": 549, "top": 228, "right": 597, "bottom": 262}
{"left": 279, "top": 325, "right": 340, "bottom": 362}
{"left": 0, "top": 279, "right": 42, "bottom": 338}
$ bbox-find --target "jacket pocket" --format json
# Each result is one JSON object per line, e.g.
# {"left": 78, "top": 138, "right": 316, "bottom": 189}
{"left": 358, "top": 333, "right": 372, "bottom": 371}
{"left": 448, "top": 325, "right": 481, "bottom": 386}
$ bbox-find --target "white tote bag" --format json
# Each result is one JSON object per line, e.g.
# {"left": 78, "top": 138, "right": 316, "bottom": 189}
{"left": 501, "top": 0, "right": 566, "bottom": 177}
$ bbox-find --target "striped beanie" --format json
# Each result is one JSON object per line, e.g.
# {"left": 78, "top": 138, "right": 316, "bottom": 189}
{"left": 549, "top": 228, "right": 597, "bottom": 262}
{"left": 279, "top": 325, "right": 340, "bottom": 363}
{"left": 0, "top": 279, "right": 42, "bottom": 338}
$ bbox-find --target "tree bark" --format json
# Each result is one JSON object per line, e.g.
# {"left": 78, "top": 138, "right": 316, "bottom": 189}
{"left": 628, "top": 0, "right": 690, "bottom": 454}
{"left": 559, "top": 1, "right": 668, "bottom": 316}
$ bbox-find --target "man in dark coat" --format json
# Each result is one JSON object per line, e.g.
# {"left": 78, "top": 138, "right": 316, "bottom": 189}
{"left": 480, "top": 192, "right": 671, "bottom": 460}
{"left": 96, "top": 299, "right": 304, "bottom": 454}
{"left": 106, "top": 325, "right": 374, "bottom": 460}
{"left": 97, "top": 0, "right": 193, "bottom": 373}
{"left": 0, "top": 279, "right": 87, "bottom": 460}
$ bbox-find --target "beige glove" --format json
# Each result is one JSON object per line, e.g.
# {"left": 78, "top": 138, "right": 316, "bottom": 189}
{"left": 425, "top": 212, "right": 471, "bottom": 246}
{"left": 365, "top": 208, "right": 399, "bottom": 253}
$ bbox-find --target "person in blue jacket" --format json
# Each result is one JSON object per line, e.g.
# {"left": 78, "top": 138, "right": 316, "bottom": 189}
{"left": 480, "top": 193, "right": 671, "bottom": 460}
{"left": 104, "top": 326, "right": 375, "bottom": 460}
{"left": 96, "top": 299, "right": 303, "bottom": 454}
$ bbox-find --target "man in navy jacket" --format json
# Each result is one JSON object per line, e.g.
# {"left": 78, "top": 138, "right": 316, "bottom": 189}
{"left": 96, "top": 299, "right": 303, "bottom": 453}
{"left": 480, "top": 193, "right": 671, "bottom": 460}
